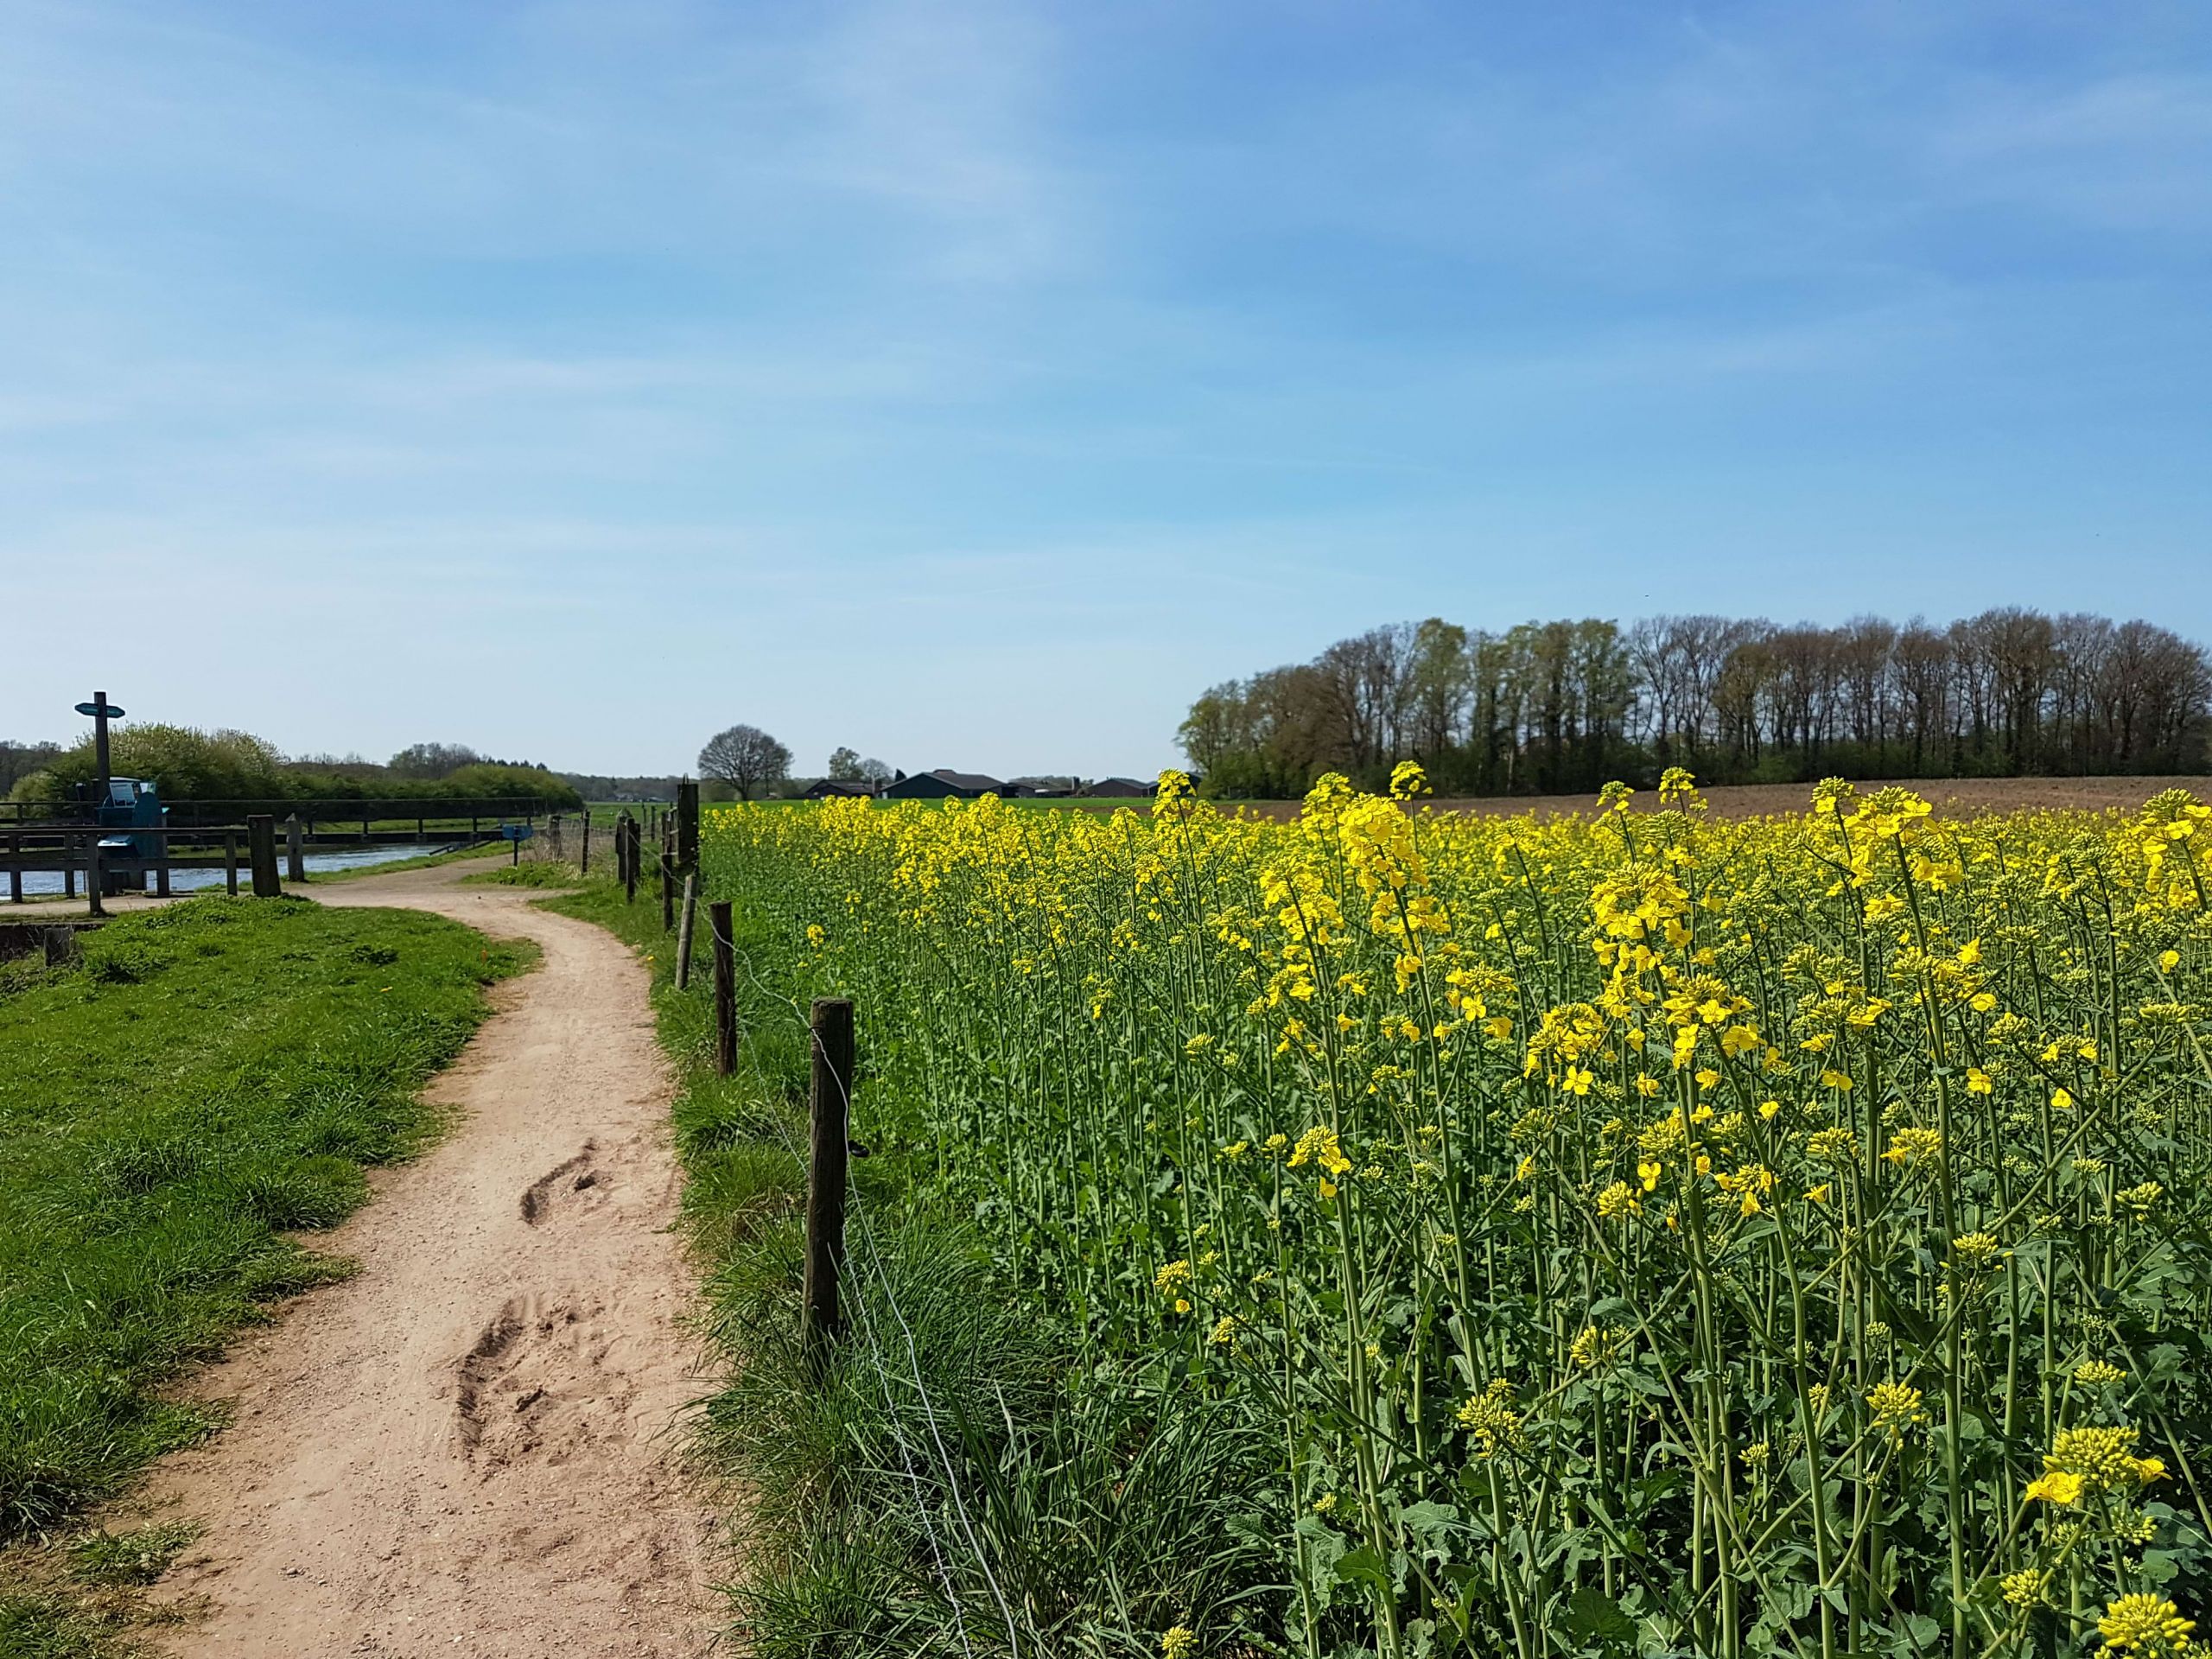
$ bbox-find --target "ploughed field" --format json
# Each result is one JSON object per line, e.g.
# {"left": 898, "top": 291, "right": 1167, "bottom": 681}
{"left": 1243, "top": 773, "right": 2212, "bottom": 823}
{"left": 700, "top": 771, "right": 2212, "bottom": 1659}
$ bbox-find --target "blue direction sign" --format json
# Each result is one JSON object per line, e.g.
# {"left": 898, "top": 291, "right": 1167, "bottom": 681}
{"left": 496, "top": 823, "right": 536, "bottom": 840}
{"left": 76, "top": 700, "right": 124, "bottom": 719}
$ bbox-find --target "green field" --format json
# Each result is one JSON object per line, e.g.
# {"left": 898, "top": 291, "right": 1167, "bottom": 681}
{"left": 0, "top": 897, "right": 525, "bottom": 1649}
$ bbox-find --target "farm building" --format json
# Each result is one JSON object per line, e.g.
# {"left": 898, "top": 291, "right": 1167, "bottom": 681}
{"left": 803, "top": 779, "right": 877, "bottom": 799}
{"left": 879, "top": 768, "right": 1009, "bottom": 800}
{"left": 1084, "top": 777, "right": 1155, "bottom": 797}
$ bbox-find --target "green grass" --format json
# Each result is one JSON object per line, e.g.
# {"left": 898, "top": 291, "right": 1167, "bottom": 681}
{"left": 463, "top": 858, "right": 588, "bottom": 888}
{"left": 505, "top": 856, "right": 1265, "bottom": 1656}
{"left": 302, "top": 843, "right": 508, "bottom": 884}
{"left": 63, "top": 1522, "right": 197, "bottom": 1589}
{"left": 0, "top": 895, "right": 528, "bottom": 1545}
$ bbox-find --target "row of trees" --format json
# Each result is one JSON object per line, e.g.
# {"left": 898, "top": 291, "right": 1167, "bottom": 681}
{"left": 1179, "top": 608, "right": 2212, "bottom": 798}
{"left": 0, "top": 740, "right": 64, "bottom": 798}
{"left": 7, "top": 727, "right": 582, "bottom": 807}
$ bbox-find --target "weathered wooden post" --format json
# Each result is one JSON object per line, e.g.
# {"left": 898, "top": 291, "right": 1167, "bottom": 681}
{"left": 622, "top": 813, "right": 639, "bottom": 905}
{"left": 248, "top": 815, "right": 280, "bottom": 898}
{"left": 580, "top": 811, "right": 591, "bottom": 874}
{"left": 803, "top": 997, "right": 853, "bottom": 1370}
{"left": 285, "top": 814, "right": 305, "bottom": 884}
{"left": 676, "top": 873, "right": 698, "bottom": 989}
{"left": 224, "top": 830, "right": 239, "bottom": 896}
{"left": 709, "top": 900, "right": 736, "bottom": 1075}
{"left": 154, "top": 842, "right": 171, "bottom": 898}
{"left": 659, "top": 849, "right": 674, "bottom": 931}
{"left": 677, "top": 779, "right": 699, "bottom": 874}
{"left": 7, "top": 832, "right": 19, "bottom": 905}
{"left": 85, "top": 833, "right": 105, "bottom": 918}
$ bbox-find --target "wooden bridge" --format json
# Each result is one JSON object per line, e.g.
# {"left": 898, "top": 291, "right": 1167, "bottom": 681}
{"left": 3, "top": 798, "right": 572, "bottom": 915}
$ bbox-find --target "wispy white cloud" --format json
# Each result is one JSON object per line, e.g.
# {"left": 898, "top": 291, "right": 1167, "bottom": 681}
{"left": 1, "top": 0, "right": 2207, "bottom": 773}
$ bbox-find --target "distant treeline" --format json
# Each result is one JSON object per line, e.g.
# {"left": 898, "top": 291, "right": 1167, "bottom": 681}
{"left": 9, "top": 728, "right": 582, "bottom": 810}
{"left": 558, "top": 772, "right": 688, "bottom": 803}
{"left": 0, "top": 740, "right": 64, "bottom": 798}
{"left": 1179, "top": 608, "right": 2212, "bottom": 798}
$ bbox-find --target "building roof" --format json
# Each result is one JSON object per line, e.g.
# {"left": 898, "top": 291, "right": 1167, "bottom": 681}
{"left": 926, "top": 769, "right": 1007, "bottom": 792}
{"left": 1086, "top": 777, "right": 1154, "bottom": 797}
{"left": 804, "top": 779, "right": 875, "bottom": 798}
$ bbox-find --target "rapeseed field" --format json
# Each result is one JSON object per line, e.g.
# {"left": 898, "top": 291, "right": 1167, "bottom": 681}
{"left": 705, "top": 772, "right": 2212, "bottom": 1659}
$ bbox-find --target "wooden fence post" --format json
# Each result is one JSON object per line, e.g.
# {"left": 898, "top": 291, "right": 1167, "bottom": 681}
{"left": 224, "top": 830, "right": 238, "bottom": 896}
{"left": 285, "top": 814, "right": 305, "bottom": 883}
{"left": 677, "top": 779, "right": 699, "bottom": 874}
{"left": 248, "top": 815, "right": 280, "bottom": 898}
{"left": 623, "top": 815, "right": 639, "bottom": 905}
{"left": 709, "top": 900, "right": 736, "bottom": 1075}
{"left": 580, "top": 811, "right": 591, "bottom": 874}
{"left": 85, "top": 833, "right": 105, "bottom": 918}
{"left": 676, "top": 873, "right": 698, "bottom": 989}
{"left": 659, "top": 849, "right": 674, "bottom": 931}
{"left": 7, "top": 833, "right": 19, "bottom": 905}
{"left": 803, "top": 997, "right": 854, "bottom": 1369}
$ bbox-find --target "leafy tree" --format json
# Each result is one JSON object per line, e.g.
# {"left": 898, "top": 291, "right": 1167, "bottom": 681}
{"left": 0, "top": 740, "right": 63, "bottom": 798}
{"left": 441, "top": 763, "right": 582, "bottom": 810}
{"left": 16, "top": 724, "right": 287, "bottom": 804}
{"left": 827, "top": 747, "right": 864, "bottom": 781}
{"left": 389, "top": 742, "right": 486, "bottom": 779}
{"left": 859, "top": 757, "right": 893, "bottom": 785}
{"left": 699, "top": 724, "right": 793, "bottom": 801}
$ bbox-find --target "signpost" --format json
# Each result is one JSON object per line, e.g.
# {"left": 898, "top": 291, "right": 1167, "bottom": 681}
{"left": 74, "top": 693, "right": 125, "bottom": 802}
{"left": 498, "top": 822, "right": 535, "bottom": 866}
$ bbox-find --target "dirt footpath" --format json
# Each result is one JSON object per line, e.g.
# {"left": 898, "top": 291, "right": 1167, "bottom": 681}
{"left": 145, "top": 859, "right": 719, "bottom": 1657}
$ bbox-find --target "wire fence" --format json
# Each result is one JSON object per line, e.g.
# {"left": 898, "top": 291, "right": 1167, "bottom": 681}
{"left": 712, "top": 907, "right": 1033, "bottom": 1657}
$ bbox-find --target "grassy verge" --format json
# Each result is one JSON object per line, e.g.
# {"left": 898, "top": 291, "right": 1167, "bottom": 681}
{"left": 479, "top": 859, "right": 1266, "bottom": 1658}
{"left": 302, "top": 844, "right": 509, "bottom": 884}
{"left": 0, "top": 896, "right": 529, "bottom": 1650}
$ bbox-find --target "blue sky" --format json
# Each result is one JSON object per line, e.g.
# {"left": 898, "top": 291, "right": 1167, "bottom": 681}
{"left": 3, "top": 1, "right": 2208, "bottom": 779}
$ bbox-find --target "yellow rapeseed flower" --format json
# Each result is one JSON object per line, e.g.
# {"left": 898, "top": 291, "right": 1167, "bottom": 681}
{"left": 2098, "top": 1594, "right": 2194, "bottom": 1655}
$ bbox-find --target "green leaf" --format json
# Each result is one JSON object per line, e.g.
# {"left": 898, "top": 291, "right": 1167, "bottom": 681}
{"left": 1334, "top": 1544, "right": 1392, "bottom": 1596}
{"left": 1561, "top": 1585, "right": 1637, "bottom": 1647}
{"left": 1398, "top": 1500, "right": 1460, "bottom": 1544}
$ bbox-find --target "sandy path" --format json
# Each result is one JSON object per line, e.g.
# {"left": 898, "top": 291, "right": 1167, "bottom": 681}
{"left": 143, "top": 859, "right": 720, "bottom": 1658}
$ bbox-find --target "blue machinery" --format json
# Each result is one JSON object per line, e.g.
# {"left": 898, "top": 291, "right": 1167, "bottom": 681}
{"left": 92, "top": 776, "right": 167, "bottom": 887}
